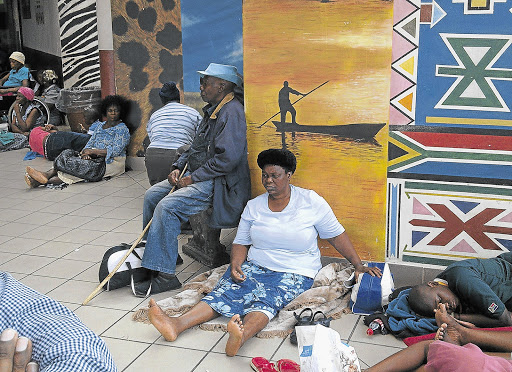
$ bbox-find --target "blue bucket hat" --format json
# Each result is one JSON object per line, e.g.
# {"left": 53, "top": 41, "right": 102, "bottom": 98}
{"left": 197, "top": 63, "right": 243, "bottom": 87}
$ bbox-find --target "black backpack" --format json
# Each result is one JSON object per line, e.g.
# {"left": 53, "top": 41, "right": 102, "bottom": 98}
{"left": 99, "top": 243, "right": 150, "bottom": 291}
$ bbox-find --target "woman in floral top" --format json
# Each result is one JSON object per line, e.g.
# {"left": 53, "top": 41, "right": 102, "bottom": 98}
{"left": 25, "top": 95, "right": 131, "bottom": 187}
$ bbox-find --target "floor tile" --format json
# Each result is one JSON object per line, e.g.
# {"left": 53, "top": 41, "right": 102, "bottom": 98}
{"left": 46, "top": 279, "right": 103, "bottom": 304}
{"left": 211, "top": 329, "right": 283, "bottom": 359}
{"left": 88, "top": 231, "right": 141, "bottom": 247}
{"left": 103, "top": 312, "right": 162, "bottom": 343}
{"left": 155, "top": 327, "right": 225, "bottom": 352}
{"left": 69, "top": 205, "right": 115, "bottom": 218}
{"left": 33, "top": 258, "right": 96, "bottom": 279}
{"left": 10, "top": 199, "right": 54, "bottom": 212}
{"left": 112, "top": 220, "right": 141, "bottom": 234}
{"left": 87, "top": 287, "right": 147, "bottom": 311}
{"left": 270, "top": 338, "right": 300, "bottom": 364}
{"left": 101, "top": 336, "right": 150, "bottom": 371}
{"left": 124, "top": 344, "right": 207, "bottom": 372}
{"left": 0, "top": 237, "right": 47, "bottom": 253}
{"left": 100, "top": 207, "right": 142, "bottom": 220}
{"left": 330, "top": 313, "right": 360, "bottom": 340}
{"left": 194, "top": 352, "right": 253, "bottom": 372}
{"left": 351, "top": 340, "right": 404, "bottom": 368}
{"left": 21, "top": 225, "right": 73, "bottom": 241}
{"left": 0, "top": 255, "right": 55, "bottom": 274}
{"left": 64, "top": 243, "right": 110, "bottom": 262}
{"left": 18, "top": 275, "right": 67, "bottom": 294}
{"left": 0, "top": 251, "right": 19, "bottom": 264}
{"left": 0, "top": 208, "right": 31, "bottom": 222}
{"left": 0, "top": 222, "right": 40, "bottom": 237}
{"left": 14, "top": 212, "right": 65, "bottom": 226}
{"left": 28, "top": 241, "right": 82, "bottom": 258}
{"left": 90, "top": 195, "right": 135, "bottom": 207}
{"left": 50, "top": 215, "right": 93, "bottom": 229}
{"left": 73, "top": 305, "right": 127, "bottom": 335}
{"left": 110, "top": 186, "right": 146, "bottom": 199}
{"left": 79, "top": 217, "right": 126, "bottom": 232}
{"left": 73, "top": 262, "right": 100, "bottom": 283}
{"left": 53, "top": 228, "right": 106, "bottom": 244}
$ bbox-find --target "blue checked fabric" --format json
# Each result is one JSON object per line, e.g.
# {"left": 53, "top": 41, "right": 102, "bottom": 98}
{"left": 0, "top": 272, "right": 117, "bottom": 372}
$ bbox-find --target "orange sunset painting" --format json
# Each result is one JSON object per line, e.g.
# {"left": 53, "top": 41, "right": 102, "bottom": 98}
{"left": 243, "top": 0, "right": 394, "bottom": 260}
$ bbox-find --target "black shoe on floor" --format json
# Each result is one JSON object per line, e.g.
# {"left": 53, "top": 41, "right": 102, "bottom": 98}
{"left": 133, "top": 273, "right": 182, "bottom": 297}
{"left": 176, "top": 254, "right": 184, "bottom": 265}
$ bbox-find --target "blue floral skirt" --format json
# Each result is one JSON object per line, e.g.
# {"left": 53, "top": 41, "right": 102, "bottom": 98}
{"left": 201, "top": 261, "right": 314, "bottom": 320}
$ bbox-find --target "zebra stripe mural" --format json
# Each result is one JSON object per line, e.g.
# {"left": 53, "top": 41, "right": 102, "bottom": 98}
{"left": 58, "top": 0, "right": 100, "bottom": 88}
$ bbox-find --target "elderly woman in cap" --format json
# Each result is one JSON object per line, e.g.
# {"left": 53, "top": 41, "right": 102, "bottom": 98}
{"left": 9, "top": 87, "right": 45, "bottom": 134}
{"left": 145, "top": 148, "right": 381, "bottom": 357}
{"left": 0, "top": 52, "right": 31, "bottom": 111}
{"left": 145, "top": 81, "right": 202, "bottom": 185}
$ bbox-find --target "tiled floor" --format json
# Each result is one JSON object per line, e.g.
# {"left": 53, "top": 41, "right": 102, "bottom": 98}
{"left": 0, "top": 148, "right": 406, "bottom": 371}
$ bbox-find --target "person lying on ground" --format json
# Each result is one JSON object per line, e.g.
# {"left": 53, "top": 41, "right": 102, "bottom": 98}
{"left": 28, "top": 107, "right": 102, "bottom": 163}
{"left": 407, "top": 252, "right": 512, "bottom": 328}
{"left": 145, "top": 148, "right": 382, "bottom": 357}
{"left": 24, "top": 95, "right": 130, "bottom": 188}
{"left": 0, "top": 272, "right": 117, "bottom": 371}
{"left": 9, "top": 88, "right": 45, "bottom": 134}
{"left": 0, "top": 52, "right": 30, "bottom": 112}
{"left": 365, "top": 303, "right": 512, "bottom": 372}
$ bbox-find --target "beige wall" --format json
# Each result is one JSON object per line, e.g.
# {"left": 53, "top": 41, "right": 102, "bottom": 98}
{"left": 20, "top": 0, "right": 61, "bottom": 56}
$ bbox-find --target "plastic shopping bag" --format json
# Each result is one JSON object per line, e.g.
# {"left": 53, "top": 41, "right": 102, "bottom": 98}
{"left": 296, "top": 324, "right": 361, "bottom": 372}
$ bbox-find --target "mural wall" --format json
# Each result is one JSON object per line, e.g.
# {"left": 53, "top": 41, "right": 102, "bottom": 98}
{"left": 111, "top": 0, "right": 183, "bottom": 156}
{"left": 388, "top": 0, "right": 512, "bottom": 265}
{"left": 57, "top": 0, "right": 100, "bottom": 88}
{"left": 244, "top": 0, "right": 394, "bottom": 261}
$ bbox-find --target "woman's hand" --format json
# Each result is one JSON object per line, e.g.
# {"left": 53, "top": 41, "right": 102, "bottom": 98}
{"left": 354, "top": 264, "right": 382, "bottom": 282}
{"left": 230, "top": 264, "right": 246, "bottom": 283}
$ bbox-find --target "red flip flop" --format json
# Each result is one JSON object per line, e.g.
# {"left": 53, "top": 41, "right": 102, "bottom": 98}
{"left": 251, "top": 357, "right": 278, "bottom": 372}
{"left": 276, "top": 359, "right": 300, "bottom": 372}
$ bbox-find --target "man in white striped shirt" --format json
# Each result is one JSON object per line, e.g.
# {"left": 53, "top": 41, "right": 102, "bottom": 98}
{"left": 145, "top": 81, "right": 202, "bottom": 185}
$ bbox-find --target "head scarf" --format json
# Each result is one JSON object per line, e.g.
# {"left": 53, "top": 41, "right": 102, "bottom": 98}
{"left": 9, "top": 52, "right": 25, "bottom": 65}
{"left": 159, "top": 81, "right": 180, "bottom": 102}
{"left": 42, "top": 70, "right": 58, "bottom": 84}
{"left": 18, "top": 87, "right": 35, "bottom": 101}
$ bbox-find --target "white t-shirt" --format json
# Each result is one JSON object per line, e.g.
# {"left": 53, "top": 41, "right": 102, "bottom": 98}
{"left": 233, "top": 185, "right": 345, "bottom": 278}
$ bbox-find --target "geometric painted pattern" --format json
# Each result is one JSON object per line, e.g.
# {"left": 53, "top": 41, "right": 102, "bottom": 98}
{"left": 435, "top": 34, "right": 512, "bottom": 112}
{"left": 453, "top": 0, "right": 507, "bottom": 15}
{"left": 389, "top": 0, "right": 420, "bottom": 125}
{"left": 388, "top": 128, "right": 512, "bottom": 185}
{"left": 399, "top": 181, "right": 512, "bottom": 265}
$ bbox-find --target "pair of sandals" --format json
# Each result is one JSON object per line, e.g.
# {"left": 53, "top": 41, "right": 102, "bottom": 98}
{"left": 289, "top": 307, "right": 332, "bottom": 345}
{"left": 251, "top": 357, "right": 300, "bottom": 372}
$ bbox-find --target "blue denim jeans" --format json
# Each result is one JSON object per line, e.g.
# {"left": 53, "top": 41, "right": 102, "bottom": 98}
{"left": 141, "top": 178, "right": 214, "bottom": 274}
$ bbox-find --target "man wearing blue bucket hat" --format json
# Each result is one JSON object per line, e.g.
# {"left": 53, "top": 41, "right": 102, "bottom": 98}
{"left": 135, "top": 63, "right": 250, "bottom": 296}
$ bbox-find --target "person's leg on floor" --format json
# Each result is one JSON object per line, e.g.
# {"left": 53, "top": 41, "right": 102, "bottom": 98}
{"left": 148, "top": 298, "right": 219, "bottom": 341}
{"left": 225, "top": 311, "right": 270, "bottom": 357}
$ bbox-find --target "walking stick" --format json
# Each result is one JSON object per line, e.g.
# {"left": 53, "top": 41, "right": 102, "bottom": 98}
{"left": 82, "top": 165, "right": 188, "bottom": 305}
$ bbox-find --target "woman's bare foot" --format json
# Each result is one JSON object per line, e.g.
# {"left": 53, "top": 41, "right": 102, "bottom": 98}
{"left": 147, "top": 298, "right": 179, "bottom": 341}
{"left": 24, "top": 174, "right": 41, "bottom": 188}
{"left": 26, "top": 166, "right": 48, "bottom": 185}
{"left": 435, "top": 303, "right": 466, "bottom": 346}
{"left": 225, "top": 314, "right": 244, "bottom": 357}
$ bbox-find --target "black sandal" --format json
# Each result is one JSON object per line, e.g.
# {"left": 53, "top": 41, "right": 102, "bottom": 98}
{"left": 311, "top": 310, "right": 332, "bottom": 328}
{"left": 289, "top": 308, "right": 314, "bottom": 345}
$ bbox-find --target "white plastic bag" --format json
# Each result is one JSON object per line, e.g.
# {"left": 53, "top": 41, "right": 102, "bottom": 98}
{"left": 296, "top": 324, "right": 361, "bottom": 372}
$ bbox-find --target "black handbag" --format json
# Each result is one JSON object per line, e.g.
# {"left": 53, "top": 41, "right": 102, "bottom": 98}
{"left": 99, "top": 243, "right": 150, "bottom": 291}
{"left": 53, "top": 148, "right": 106, "bottom": 182}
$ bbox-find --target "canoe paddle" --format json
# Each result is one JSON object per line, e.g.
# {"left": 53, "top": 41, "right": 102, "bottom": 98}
{"left": 257, "top": 80, "right": 329, "bottom": 128}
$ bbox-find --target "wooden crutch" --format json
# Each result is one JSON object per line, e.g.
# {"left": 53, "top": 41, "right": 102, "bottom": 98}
{"left": 82, "top": 165, "right": 188, "bottom": 305}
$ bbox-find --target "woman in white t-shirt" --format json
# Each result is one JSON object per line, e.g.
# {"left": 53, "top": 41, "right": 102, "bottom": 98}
{"left": 145, "top": 148, "right": 381, "bottom": 357}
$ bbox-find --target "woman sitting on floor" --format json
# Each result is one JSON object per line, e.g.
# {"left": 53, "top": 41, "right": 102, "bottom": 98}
{"left": 365, "top": 303, "right": 512, "bottom": 372}
{"left": 145, "top": 148, "right": 382, "bottom": 357}
{"left": 25, "top": 95, "right": 130, "bottom": 187}
{"left": 0, "top": 52, "right": 30, "bottom": 111}
{"left": 9, "top": 87, "right": 45, "bottom": 134}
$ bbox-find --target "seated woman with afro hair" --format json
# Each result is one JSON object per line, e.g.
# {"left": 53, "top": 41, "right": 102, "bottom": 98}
{"left": 145, "top": 148, "right": 382, "bottom": 357}
{"left": 25, "top": 95, "right": 131, "bottom": 187}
